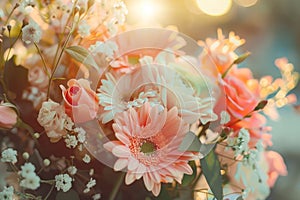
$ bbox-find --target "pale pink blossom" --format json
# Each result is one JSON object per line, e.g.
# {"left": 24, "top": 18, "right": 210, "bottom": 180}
{"left": 28, "top": 66, "right": 49, "bottom": 89}
{"left": 264, "top": 151, "right": 287, "bottom": 187}
{"left": 60, "top": 79, "right": 99, "bottom": 123}
{"left": 37, "top": 100, "right": 71, "bottom": 142}
{"left": 104, "top": 103, "right": 196, "bottom": 196}
{"left": 0, "top": 103, "right": 18, "bottom": 129}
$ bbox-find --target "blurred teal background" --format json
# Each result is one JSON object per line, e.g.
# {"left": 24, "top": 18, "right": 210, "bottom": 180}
{"left": 125, "top": 0, "right": 300, "bottom": 199}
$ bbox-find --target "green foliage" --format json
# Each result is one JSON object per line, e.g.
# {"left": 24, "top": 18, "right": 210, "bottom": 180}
{"left": 200, "top": 149, "right": 223, "bottom": 200}
{"left": 65, "top": 46, "right": 98, "bottom": 70}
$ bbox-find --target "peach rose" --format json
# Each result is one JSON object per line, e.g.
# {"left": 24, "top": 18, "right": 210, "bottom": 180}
{"left": 60, "top": 79, "right": 99, "bottom": 123}
{"left": 265, "top": 151, "right": 287, "bottom": 187}
{"left": 222, "top": 75, "right": 259, "bottom": 121}
{"left": 0, "top": 103, "right": 18, "bottom": 129}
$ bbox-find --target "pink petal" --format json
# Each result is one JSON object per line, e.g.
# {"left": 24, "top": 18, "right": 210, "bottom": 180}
{"left": 112, "top": 145, "right": 131, "bottom": 157}
{"left": 114, "top": 158, "right": 128, "bottom": 171}
{"left": 103, "top": 141, "right": 122, "bottom": 152}
{"left": 115, "top": 132, "right": 130, "bottom": 144}
{"left": 143, "top": 173, "right": 154, "bottom": 191}
{"left": 125, "top": 171, "right": 136, "bottom": 185}
{"left": 128, "top": 157, "right": 139, "bottom": 171}
{"left": 152, "top": 183, "right": 161, "bottom": 197}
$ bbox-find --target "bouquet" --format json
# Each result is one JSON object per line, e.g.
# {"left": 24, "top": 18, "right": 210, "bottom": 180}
{"left": 0, "top": 0, "right": 298, "bottom": 199}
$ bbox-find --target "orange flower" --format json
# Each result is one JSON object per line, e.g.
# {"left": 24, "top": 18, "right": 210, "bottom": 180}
{"left": 60, "top": 79, "right": 99, "bottom": 123}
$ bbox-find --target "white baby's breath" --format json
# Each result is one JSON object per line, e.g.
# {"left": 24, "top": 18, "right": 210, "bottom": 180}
{"left": 55, "top": 174, "right": 73, "bottom": 192}
{"left": 1, "top": 148, "right": 17, "bottom": 164}
{"left": 65, "top": 135, "right": 78, "bottom": 148}
{"left": 92, "top": 193, "right": 101, "bottom": 200}
{"left": 22, "top": 20, "right": 42, "bottom": 44}
{"left": 0, "top": 186, "right": 14, "bottom": 200}
{"left": 83, "top": 154, "right": 91, "bottom": 163}
{"left": 20, "top": 162, "right": 36, "bottom": 178}
{"left": 67, "top": 166, "right": 77, "bottom": 175}
{"left": 20, "top": 173, "right": 41, "bottom": 190}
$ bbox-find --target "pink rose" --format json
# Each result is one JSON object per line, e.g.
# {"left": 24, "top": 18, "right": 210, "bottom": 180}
{"left": 265, "top": 151, "right": 288, "bottom": 187}
{"left": 0, "top": 103, "right": 18, "bottom": 129}
{"left": 222, "top": 75, "right": 259, "bottom": 120}
{"left": 60, "top": 79, "right": 99, "bottom": 123}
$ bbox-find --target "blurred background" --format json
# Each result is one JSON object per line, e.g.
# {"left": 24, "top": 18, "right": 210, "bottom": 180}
{"left": 124, "top": 0, "right": 300, "bottom": 199}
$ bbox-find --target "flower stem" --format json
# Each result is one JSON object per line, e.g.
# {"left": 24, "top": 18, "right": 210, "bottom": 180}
{"left": 34, "top": 42, "right": 50, "bottom": 79}
{"left": 109, "top": 172, "right": 125, "bottom": 200}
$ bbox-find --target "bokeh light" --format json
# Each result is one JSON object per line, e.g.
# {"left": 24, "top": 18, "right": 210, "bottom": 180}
{"left": 196, "top": 0, "right": 232, "bottom": 16}
{"left": 235, "top": 0, "right": 258, "bottom": 7}
{"left": 131, "top": 0, "right": 161, "bottom": 23}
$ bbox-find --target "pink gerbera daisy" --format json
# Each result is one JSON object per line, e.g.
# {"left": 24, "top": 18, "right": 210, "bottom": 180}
{"left": 103, "top": 103, "right": 196, "bottom": 196}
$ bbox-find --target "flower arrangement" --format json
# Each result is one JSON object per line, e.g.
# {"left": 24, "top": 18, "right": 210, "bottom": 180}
{"left": 0, "top": 0, "right": 299, "bottom": 200}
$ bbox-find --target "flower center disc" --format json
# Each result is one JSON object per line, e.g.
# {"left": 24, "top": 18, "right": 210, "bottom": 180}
{"left": 140, "top": 141, "right": 156, "bottom": 154}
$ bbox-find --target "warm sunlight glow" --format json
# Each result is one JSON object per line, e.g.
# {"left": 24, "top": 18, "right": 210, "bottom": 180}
{"left": 235, "top": 0, "right": 258, "bottom": 7}
{"left": 133, "top": 0, "right": 160, "bottom": 22}
{"left": 197, "top": 0, "right": 232, "bottom": 16}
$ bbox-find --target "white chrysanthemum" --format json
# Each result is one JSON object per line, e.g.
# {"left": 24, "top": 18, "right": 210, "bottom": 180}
{"left": 55, "top": 174, "right": 72, "bottom": 192}
{"left": 22, "top": 20, "right": 42, "bottom": 44}
{"left": 20, "top": 174, "right": 41, "bottom": 190}
{"left": 65, "top": 135, "right": 78, "bottom": 148}
{"left": 0, "top": 186, "right": 14, "bottom": 200}
{"left": 20, "top": 162, "right": 36, "bottom": 178}
{"left": 67, "top": 166, "right": 77, "bottom": 175}
{"left": 82, "top": 154, "right": 91, "bottom": 163}
{"left": 92, "top": 193, "right": 101, "bottom": 200}
{"left": 1, "top": 148, "right": 17, "bottom": 164}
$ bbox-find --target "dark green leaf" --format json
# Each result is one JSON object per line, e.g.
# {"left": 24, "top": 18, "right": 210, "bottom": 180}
{"left": 179, "top": 131, "right": 202, "bottom": 152}
{"left": 55, "top": 189, "right": 80, "bottom": 200}
{"left": 181, "top": 161, "right": 197, "bottom": 187}
{"left": 65, "top": 46, "right": 98, "bottom": 70}
{"left": 254, "top": 100, "right": 268, "bottom": 111}
{"left": 200, "top": 149, "right": 223, "bottom": 200}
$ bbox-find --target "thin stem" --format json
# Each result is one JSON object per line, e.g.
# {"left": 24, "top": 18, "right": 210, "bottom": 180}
{"left": 3, "top": 3, "right": 19, "bottom": 26}
{"left": 33, "top": 42, "right": 50, "bottom": 79}
{"left": 109, "top": 172, "right": 125, "bottom": 200}
{"left": 44, "top": 184, "right": 55, "bottom": 200}
{"left": 46, "top": 13, "right": 79, "bottom": 99}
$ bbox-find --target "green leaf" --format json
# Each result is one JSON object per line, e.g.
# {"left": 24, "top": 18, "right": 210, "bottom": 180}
{"left": 200, "top": 149, "right": 223, "bottom": 200}
{"left": 254, "top": 100, "right": 268, "bottom": 111}
{"left": 65, "top": 46, "right": 98, "bottom": 70}
{"left": 181, "top": 161, "right": 197, "bottom": 187}
{"left": 55, "top": 189, "right": 80, "bottom": 200}
{"left": 179, "top": 131, "right": 202, "bottom": 152}
{"left": 233, "top": 52, "right": 251, "bottom": 65}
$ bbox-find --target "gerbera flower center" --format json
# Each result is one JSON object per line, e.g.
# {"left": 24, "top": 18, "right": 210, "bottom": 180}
{"left": 140, "top": 141, "right": 156, "bottom": 154}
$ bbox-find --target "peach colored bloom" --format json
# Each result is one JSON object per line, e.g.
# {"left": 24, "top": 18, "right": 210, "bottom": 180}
{"left": 37, "top": 100, "right": 71, "bottom": 142}
{"left": 222, "top": 75, "right": 259, "bottom": 121}
{"left": 104, "top": 103, "right": 195, "bottom": 196}
{"left": 60, "top": 79, "right": 99, "bottom": 123}
{"left": 264, "top": 151, "right": 287, "bottom": 187}
{"left": 198, "top": 29, "right": 245, "bottom": 76}
{"left": 0, "top": 104, "right": 18, "bottom": 129}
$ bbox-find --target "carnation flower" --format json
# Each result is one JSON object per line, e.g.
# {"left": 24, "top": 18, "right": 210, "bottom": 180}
{"left": 0, "top": 186, "right": 14, "bottom": 200}
{"left": 1, "top": 148, "right": 17, "bottom": 164}
{"left": 55, "top": 174, "right": 73, "bottom": 192}
{"left": 22, "top": 20, "right": 42, "bottom": 44}
{"left": 104, "top": 103, "right": 196, "bottom": 196}
{"left": 37, "top": 100, "right": 70, "bottom": 142}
